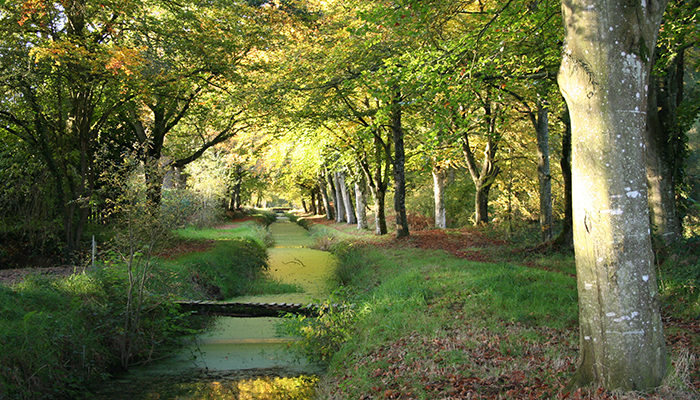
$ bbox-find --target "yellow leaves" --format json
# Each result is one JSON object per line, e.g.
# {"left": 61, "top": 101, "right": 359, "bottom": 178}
{"left": 29, "top": 41, "right": 143, "bottom": 78}
{"left": 29, "top": 41, "right": 90, "bottom": 67}
{"left": 105, "top": 47, "right": 144, "bottom": 77}
{"left": 17, "top": 0, "right": 47, "bottom": 27}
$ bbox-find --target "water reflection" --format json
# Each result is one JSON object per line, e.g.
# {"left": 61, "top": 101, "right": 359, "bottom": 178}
{"left": 97, "top": 221, "right": 334, "bottom": 399}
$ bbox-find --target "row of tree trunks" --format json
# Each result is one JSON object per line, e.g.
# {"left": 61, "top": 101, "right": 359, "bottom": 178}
{"left": 318, "top": 173, "right": 334, "bottom": 220}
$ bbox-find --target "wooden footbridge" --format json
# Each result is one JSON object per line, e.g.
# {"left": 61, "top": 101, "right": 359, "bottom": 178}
{"left": 174, "top": 300, "right": 344, "bottom": 318}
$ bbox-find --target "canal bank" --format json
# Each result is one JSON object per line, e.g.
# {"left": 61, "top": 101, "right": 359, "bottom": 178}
{"left": 95, "top": 219, "right": 336, "bottom": 399}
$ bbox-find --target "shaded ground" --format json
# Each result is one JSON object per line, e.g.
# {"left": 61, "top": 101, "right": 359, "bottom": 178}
{"left": 306, "top": 217, "right": 699, "bottom": 398}
{"left": 155, "top": 238, "right": 216, "bottom": 260}
{"left": 0, "top": 219, "right": 246, "bottom": 286}
{"left": 0, "top": 266, "right": 76, "bottom": 286}
{"left": 306, "top": 216, "right": 574, "bottom": 276}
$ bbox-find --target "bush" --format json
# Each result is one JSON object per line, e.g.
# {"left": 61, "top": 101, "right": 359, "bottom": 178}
{"left": 250, "top": 208, "right": 278, "bottom": 226}
{"left": 286, "top": 213, "right": 311, "bottom": 230}
{"left": 0, "top": 272, "right": 190, "bottom": 399}
{"left": 0, "top": 236, "right": 271, "bottom": 399}
{"left": 282, "top": 297, "right": 357, "bottom": 364}
{"left": 177, "top": 238, "right": 269, "bottom": 299}
{"left": 659, "top": 236, "right": 700, "bottom": 319}
{"left": 161, "top": 189, "right": 226, "bottom": 228}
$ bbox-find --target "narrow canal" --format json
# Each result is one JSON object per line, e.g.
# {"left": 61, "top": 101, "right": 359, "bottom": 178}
{"left": 96, "top": 218, "right": 336, "bottom": 399}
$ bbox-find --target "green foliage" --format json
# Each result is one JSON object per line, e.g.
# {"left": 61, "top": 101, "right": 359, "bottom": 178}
{"left": 161, "top": 189, "right": 226, "bottom": 229}
{"left": 167, "top": 238, "right": 269, "bottom": 299}
{"left": 658, "top": 236, "right": 700, "bottom": 319}
{"left": 0, "top": 223, "right": 288, "bottom": 398}
{"left": 286, "top": 213, "right": 311, "bottom": 230}
{"left": 283, "top": 297, "right": 357, "bottom": 364}
{"left": 0, "top": 272, "right": 191, "bottom": 400}
{"left": 249, "top": 208, "right": 279, "bottom": 227}
{"left": 405, "top": 169, "right": 477, "bottom": 228}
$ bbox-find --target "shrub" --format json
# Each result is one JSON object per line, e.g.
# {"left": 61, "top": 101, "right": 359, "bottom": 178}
{"left": 282, "top": 297, "right": 357, "bottom": 364}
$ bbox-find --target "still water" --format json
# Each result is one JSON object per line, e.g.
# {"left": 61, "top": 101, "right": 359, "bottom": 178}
{"left": 96, "top": 220, "right": 336, "bottom": 399}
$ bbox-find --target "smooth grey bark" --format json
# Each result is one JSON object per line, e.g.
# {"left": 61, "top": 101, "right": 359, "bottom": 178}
{"left": 535, "top": 102, "right": 553, "bottom": 242}
{"left": 558, "top": 0, "right": 667, "bottom": 390}
{"left": 318, "top": 176, "right": 333, "bottom": 220}
{"left": 354, "top": 174, "right": 368, "bottom": 230}
{"left": 391, "top": 90, "right": 409, "bottom": 238}
{"left": 333, "top": 172, "right": 346, "bottom": 223}
{"left": 432, "top": 166, "right": 447, "bottom": 229}
{"left": 337, "top": 171, "right": 356, "bottom": 224}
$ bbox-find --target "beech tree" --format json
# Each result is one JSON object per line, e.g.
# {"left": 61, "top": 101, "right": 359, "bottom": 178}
{"left": 645, "top": 0, "right": 700, "bottom": 247}
{"left": 558, "top": 0, "right": 668, "bottom": 390}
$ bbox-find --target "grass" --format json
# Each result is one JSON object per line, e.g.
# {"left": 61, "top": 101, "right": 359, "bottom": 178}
{"left": 0, "top": 218, "right": 295, "bottom": 399}
{"left": 286, "top": 221, "right": 698, "bottom": 399}
{"left": 176, "top": 220, "right": 274, "bottom": 248}
{"left": 286, "top": 244, "right": 581, "bottom": 398}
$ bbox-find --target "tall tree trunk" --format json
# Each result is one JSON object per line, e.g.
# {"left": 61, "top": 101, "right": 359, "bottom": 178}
{"left": 474, "top": 183, "right": 491, "bottom": 225}
{"left": 319, "top": 174, "right": 334, "bottom": 220}
{"left": 460, "top": 91, "right": 500, "bottom": 226}
{"left": 646, "top": 50, "right": 684, "bottom": 247}
{"left": 354, "top": 174, "right": 368, "bottom": 230}
{"left": 432, "top": 165, "right": 447, "bottom": 229}
{"left": 315, "top": 188, "right": 325, "bottom": 215}
{"left": 144, "top": 161, "right": 163, "bottom": 208}
{"left": 558, "top": 0, "right": 667, "bottom": 390}
{"left": 391, "top": 90, "right": 409, "bottom": 238}
{"left": 375, "top": 187, "right": 388, "bottom": 235}
{"left": 555, "top": 106, "right": 574, "bottom": 248}
{"left": 358, "top": 131, "right": 391, "bottom": 235}
{"left": 536, "top": 101, "right": 553, "bottom": 242}
{"left": 301, "top": 199, "right": 308, "bottom": 213}
{"left": 310, "top": 191, "right": 318, "bottom": 215}
{"left": 333, "top": 172, "right": 346, "bottom": 223}
{"left": 338, "top": 171, "right": 356, "bottom": 224}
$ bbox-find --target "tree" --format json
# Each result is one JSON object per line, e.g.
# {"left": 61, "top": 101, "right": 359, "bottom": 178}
{"left": 558, "top": 0, "right": 667, "bottom": 390}
{"left": 122, "top": 0, "right": 271, "bottom": 207}
{"left": 645, "top": 0, "right": 700, "bottom": 247}
{"left": 0, "top": 0, "right": 140, "bottom": 253}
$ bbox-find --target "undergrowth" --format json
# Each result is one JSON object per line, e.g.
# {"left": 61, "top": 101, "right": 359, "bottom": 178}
{"left": 0, "top": 220, "right": 290, "bottom": 399}
{"left": 285, "top": 232, "right": 698, "bottom": 399}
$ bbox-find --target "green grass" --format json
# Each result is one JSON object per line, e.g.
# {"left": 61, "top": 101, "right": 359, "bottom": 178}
{"left": 286, "top": 243, "right": 581, "bottom": 398}
{"left": 0, "top": 220, "right": 295, "bottom": 399}
{"left": 176, "top": 220, "right": 273, "bottom": 248}
{"left": 288, "top": 229, "right": 697, "bottom": 399}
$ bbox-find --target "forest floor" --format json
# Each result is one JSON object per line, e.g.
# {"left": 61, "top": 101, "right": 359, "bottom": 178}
{"left": 299, "top": 216, "right": 699, "bottom": 400}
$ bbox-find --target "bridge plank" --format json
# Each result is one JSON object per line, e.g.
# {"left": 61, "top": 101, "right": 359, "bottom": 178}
{"left": 173, "top": 300, "right": 322, "bottom": 318}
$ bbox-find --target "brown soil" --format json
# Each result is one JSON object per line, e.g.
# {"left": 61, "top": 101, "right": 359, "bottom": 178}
{"left": 155, "top": 239, "right": 216, "bottom": 260}
{"left": 0, "top": 266, "right": 76, "bottom": 286}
